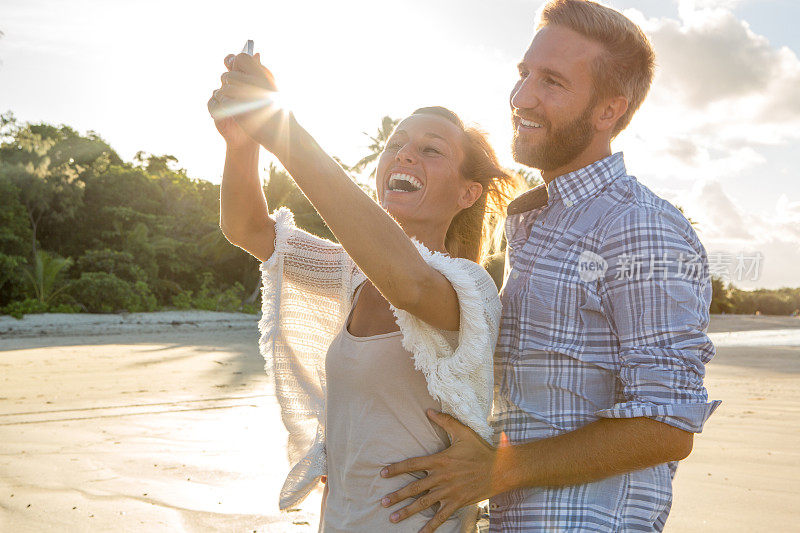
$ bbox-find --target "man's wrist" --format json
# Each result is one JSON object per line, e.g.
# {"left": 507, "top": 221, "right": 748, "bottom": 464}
{"left": 491, "top": 442, "right": 526, "bottom": 496}
{"left": 492, "top": 443, "right": 538, "bottom": 494}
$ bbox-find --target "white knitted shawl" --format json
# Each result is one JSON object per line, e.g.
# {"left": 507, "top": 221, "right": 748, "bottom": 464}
{"left": 258, "top": 207, "right": 501, "bottom": 510}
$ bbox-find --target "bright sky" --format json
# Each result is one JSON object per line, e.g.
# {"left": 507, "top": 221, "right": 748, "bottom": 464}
{"left": 1, "top": 0, "right": 798, "bottom": 289}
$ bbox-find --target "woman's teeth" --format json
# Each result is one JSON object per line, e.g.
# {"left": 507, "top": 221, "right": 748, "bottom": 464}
{"left": 388, "top": 173, "right": 423, "bottom": 192}
{"left": 520, "top": 118, "right": 542, "bottom": 128}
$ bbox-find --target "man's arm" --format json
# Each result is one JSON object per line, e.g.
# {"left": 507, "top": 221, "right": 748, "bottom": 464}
{"left": 381, "top": 206, "right": 719, "bottom": 532}
{"left": 379, "top": 410, "right": 691, "bottom": 532}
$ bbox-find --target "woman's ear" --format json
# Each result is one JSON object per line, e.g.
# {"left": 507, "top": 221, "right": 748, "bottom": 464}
{"left": 460, "top": 181, "right": 483, "bottom": 210}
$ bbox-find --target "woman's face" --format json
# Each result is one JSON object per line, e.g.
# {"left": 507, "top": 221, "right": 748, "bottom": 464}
{"left": 375, "top": 114, "right": 476, "bottom": 230}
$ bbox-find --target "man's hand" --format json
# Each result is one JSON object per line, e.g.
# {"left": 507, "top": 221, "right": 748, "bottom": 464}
{"left": 379, "top": 409, "right": 511, "bottom": 533}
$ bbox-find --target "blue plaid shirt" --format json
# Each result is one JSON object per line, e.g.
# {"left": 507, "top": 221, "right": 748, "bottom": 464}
{"left": 490, "top": 152, "right": 721, "bottom": 532}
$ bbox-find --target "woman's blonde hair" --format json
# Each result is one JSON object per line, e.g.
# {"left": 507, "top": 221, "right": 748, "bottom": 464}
{"left": 412, "top": 106, "right": 527, "bottom": 265}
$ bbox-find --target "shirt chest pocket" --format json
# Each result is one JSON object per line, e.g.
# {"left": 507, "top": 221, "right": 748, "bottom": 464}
{"left": 521, "top": 232, "right": 592, "bottom": 326}
{"left": 518, "top": 240, "right": 611, "bottom": 358}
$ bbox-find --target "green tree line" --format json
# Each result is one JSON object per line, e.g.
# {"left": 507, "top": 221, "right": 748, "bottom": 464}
{"left": 710, "top": 277, "right": 800, "bottom": 316}
{"left": 0, "top": 111, "right": 797, "bottom": 318}
{"left": 0, "top": 111, "right": 335, "bottom": 318}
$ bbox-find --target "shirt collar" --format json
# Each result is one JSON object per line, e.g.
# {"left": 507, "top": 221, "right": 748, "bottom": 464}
{"left": 506, "top": 152, "right": 627, "bottom": 215}
{"left": 548, "top": 152, "right": 626, "bottom": 209}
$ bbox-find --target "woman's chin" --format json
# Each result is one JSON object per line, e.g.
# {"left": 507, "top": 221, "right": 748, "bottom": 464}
{"left": 384, "top": 206, "right": 405, "bottom": 220}
{"left": 382, "top": 203, "right": 418, "bottom": 227}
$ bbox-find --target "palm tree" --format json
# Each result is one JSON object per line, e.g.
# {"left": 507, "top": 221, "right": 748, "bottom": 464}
{"left": 350, "top": 116, "right": 400, "bottom": 181}
{"left": 22, "top": 250, "right": 73, "bottom": 305}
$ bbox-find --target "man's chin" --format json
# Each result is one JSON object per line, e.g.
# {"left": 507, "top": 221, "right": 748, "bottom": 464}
{"left": 511, "top": 139, "right": 546, "bottom": 171}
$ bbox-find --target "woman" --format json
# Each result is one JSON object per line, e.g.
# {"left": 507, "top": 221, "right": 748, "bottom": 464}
{"left": 208, "top": 51, "right": 524, "bottom": 532}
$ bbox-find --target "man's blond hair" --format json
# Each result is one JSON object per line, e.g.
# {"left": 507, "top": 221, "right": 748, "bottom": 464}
{"left": 539, "top": 0, "right": 655, "bottom": 136}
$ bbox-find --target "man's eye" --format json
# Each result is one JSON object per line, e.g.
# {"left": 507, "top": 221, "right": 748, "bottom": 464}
{"left": 545, "top": 77, "right": 562, "bottom": 87}
{"left": 518, "top": 70, "right": 529, "bottom": 79}
{"left": 423, "top": 146, "right": 442, "bottom": 155}
{"left": 385, "top": 142, "right": 401, "bottom": 150}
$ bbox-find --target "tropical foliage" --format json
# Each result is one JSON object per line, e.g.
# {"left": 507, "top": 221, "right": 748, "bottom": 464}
{"left": 350, "top": 116, "right": 400, "bottom": 181}
{"left": 0, "top": 111, "right": 796, "bottom": 318}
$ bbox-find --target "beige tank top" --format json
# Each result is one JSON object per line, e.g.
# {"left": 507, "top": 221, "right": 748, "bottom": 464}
{"left": 321, "top": 282, "right": 477, "bottom": 532}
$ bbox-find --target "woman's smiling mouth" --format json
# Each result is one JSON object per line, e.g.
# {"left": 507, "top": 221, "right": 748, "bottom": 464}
{"left": 387, "top": 172, "right": 423, "bottom": 192}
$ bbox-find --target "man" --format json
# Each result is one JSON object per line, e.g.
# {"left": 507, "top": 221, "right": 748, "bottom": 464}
{"left": 379, "top": 0, "right": 721, "bottom": 531}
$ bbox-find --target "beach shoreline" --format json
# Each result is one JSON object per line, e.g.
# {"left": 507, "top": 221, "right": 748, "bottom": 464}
{"left": 2, "top": 310, "right": 798, "bottom": 339}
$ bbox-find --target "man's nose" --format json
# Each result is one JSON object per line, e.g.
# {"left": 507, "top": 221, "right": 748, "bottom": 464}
{"left": 510, "top": 77, "right": 540, "bottom": 111}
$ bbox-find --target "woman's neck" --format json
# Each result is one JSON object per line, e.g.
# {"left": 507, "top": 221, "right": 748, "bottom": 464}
{"left": 398, "top": 220, "right": 449, "bottom": 255}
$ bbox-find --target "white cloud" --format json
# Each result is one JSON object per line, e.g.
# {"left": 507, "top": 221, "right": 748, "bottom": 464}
{"left": 616, "top": 1, "right": 800, "bottom": 289}
{"left": 648, "top": 13, "right": 775, "bottom": 106}
{"left": 680, "top": 180, "right": 800, "bottom": 289}
{"left": 694, "top": 181, "right": 754, "bottom": 239}
{"left": 629, "top": 2, "right": 800, "bottom": 138}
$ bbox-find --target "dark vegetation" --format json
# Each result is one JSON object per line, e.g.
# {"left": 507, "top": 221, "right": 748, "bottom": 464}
{"left": 1, "top": 111, "right": 796, "bottom": 319}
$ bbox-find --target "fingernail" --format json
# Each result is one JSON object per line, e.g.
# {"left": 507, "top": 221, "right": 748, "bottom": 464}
{"left": 381, "top": 497, "right": 390, "bottom": 507}
{"left": 390, "top": 513, "right": 399, "bottom": 522}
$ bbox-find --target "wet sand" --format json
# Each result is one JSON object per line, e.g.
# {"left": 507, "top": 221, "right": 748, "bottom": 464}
{"left": 669, "top": 315, "right": 800, "bottom": 532}
{"left": 1, "top": 313, "right": 798, "bottom": 532}
{"left": 0, "top": 316, "right": 323, "bottom": 532}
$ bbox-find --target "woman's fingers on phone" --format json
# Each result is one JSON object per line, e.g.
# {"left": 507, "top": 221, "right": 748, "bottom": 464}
{"left": 224, "top": 54, "right": 236, "bottom": 71}
{"left": 216, "top": 83, "right": 268, "bottom": 100}
{"left": 232, "top": 52, "right": 260, "bottom": 75}
{"left": 221, "top": 71, "right": 276, "bottom": 92}
{"left": 231, "top": 53, "right": 277, "bottom": 87}
{"left": 208, "top": 90, "right": 225, "bottom": 118}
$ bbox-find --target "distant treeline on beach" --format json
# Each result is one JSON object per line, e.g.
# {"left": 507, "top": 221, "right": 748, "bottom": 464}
{"left": 0, "top": 112, "right": 797, "bottom": 319}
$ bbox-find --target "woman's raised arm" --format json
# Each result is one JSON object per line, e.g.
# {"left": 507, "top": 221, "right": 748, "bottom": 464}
{"left": 215, "top": 53, "right": 462, "bottom": 331}
{"left": 218, "top": 144, "right": 276, "bottom": 262}
{"left": 209, "top": 54, "right": 276, "bottom": 262}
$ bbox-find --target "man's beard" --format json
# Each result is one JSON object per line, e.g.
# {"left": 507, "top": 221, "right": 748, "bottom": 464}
{"left": 512, "top": 101, "right": 595, "bottom": 172}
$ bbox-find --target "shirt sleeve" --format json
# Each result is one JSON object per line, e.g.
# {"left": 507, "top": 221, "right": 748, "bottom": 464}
{"left": 594, "top": 206, "right": 721, "bottom": 433}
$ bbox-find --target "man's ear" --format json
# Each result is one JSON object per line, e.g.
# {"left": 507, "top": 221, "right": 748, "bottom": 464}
{"left": 460, "top": 181, "right": 484, "bottom": 209}
{"left": 595, "top": 96, "right": 628, "bottom": 133}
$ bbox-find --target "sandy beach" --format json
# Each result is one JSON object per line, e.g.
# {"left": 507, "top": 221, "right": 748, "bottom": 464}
{"left": 1, "top": 312, "right": 798, "bottom": 532}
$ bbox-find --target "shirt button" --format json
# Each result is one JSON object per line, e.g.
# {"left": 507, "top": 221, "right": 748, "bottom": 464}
{"left": 511, "top": 272, "right": 519, "bottom": 280}
{"left": 490, "top": 503, "right": 500, "bottom": 510}
{"left": 564, "top": 199, "right": 574, "bottom": 207}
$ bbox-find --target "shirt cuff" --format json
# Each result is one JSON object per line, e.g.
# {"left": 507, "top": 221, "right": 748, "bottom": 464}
{"left": 594, "top": 399, "right": 722, "bottom": 433}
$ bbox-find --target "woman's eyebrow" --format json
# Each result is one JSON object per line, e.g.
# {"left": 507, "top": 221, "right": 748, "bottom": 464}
{"left": 424, "top": 132, "right": 448, "bottom": 142}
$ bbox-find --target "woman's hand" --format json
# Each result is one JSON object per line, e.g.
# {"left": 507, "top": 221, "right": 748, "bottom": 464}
{"left": 208, "top": 54, "right": 261, "bottom": 151}
{"left": 208, "top": 52, "right": 285, "bottom": 154}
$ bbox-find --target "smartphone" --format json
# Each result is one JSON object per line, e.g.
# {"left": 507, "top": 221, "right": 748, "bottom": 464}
{"left": 241, "top": 40, "right": 254, "bottom": 56}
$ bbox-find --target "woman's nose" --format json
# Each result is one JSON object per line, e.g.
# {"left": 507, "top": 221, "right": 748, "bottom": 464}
{"left": 395, "top": 144, "right": 416, "bottom": 164}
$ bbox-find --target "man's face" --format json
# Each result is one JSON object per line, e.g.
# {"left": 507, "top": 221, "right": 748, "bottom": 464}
{"left": 510, "top": 24, "right": 605, "bottom": 172}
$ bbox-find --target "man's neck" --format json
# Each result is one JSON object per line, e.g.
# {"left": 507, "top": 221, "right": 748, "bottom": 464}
{"left": 540, "top": 143, "right": 613, "bottom": 185}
